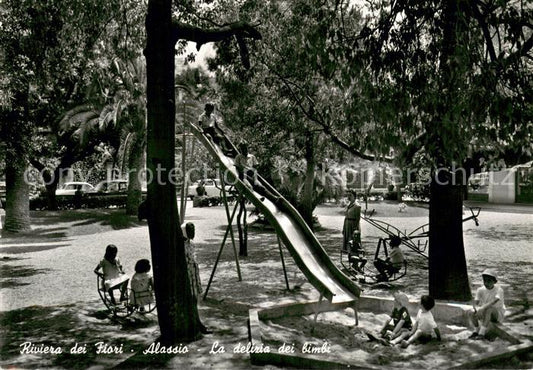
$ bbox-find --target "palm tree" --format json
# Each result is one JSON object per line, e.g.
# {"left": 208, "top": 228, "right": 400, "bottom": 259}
{"left": 60, "top": 57, "right": 147, "bottom": 215}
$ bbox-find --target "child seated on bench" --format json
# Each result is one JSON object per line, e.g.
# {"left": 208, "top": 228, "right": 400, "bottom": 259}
{"left": 468, "top": 269, "right": 506, "bottom": 340}
{"left": 374, "top": 236, "right": 404, "bottom": 282}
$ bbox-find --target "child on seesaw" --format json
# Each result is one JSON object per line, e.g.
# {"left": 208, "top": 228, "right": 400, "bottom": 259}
{"left": 94, "top": 244, "right": 129, "bottom": 305}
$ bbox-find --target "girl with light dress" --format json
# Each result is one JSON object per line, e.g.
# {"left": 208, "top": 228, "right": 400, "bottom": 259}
{"left": 94, "top": 244, "right": 129, "bottom": 305}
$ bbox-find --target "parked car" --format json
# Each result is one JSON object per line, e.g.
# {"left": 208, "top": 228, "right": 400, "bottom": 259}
{"left": 55, "top": 182, "right": 95, "bottom": 196}
{"left": 186, "top": 179, "right": 233, "bottom": 199}
{"left": 94, "top": 179, "right": 128, "bottom": 193}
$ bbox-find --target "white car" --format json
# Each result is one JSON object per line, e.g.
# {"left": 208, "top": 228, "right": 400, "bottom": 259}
{"left": 187, "top": 179, "right": 233, "bottom": 199}
{"left": 55, "top": 182, "right": 95, "bottom": 196}
{"left": 94, "top": 179, "right": 129, "bottom": 193}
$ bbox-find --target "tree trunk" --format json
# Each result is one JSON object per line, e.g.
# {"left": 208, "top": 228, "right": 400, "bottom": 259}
{"left": 237, "top": 198, "right": 247, "bottom": 256}
{"left": 428, "top": 171, "right": 471, "bottom": 301}
{"left": 301, "top": 131, "right": 315, "bottom": 228}
{"left": 426, "top": 0, "right": 472, "bottom": 302}
{"left": 2, "top": 88, "right": 31, "bottom": 233}
{"left": 145, "top": 0, "right": 201, "bottom": 344}
{"left": 3, "top": 159, "right": 31, "bottom": 233}
{"left": 126, "top": 133, "right": 144, "bottom": 215}
{"left": 43, "top": 168, "right": 60, "bottom": 211}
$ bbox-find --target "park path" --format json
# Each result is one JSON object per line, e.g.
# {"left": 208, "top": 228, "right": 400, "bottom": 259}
{"left": 0, "top": 201, "right": 532, "bottom": 369}
{"left": 1, "top": 201, "right": 531, "bottom": 311}
{"left": 0, "top": 202, "right": 228, "bottom": 311}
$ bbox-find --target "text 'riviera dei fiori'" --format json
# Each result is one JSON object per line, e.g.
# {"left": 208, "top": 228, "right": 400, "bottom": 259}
{"left": 19, "top": 342, "right": 124, "bottom": 355}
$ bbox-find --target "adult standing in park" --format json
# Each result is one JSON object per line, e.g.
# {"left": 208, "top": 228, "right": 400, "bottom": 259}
{"left": 182, "top": 222, "right": 212, "bottom": 335}
{"left": 342, "top": 190, "right": 361, "bottom": 252}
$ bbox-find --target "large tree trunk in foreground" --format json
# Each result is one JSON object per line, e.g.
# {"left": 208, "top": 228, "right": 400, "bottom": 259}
{"left": 3, "top": 159, "right": 31, "bottom": 233}
{"left": 429, "top": 171, "right": 471, "bottom": 301}
{"left": 145, "top": 0, "right": 201, "bottom": 344}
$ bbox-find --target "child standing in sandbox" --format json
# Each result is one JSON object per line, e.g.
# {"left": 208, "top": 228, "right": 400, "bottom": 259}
{"left": 390, "top": 295, "right": 441, "bottom": 347}
{"left": 468, "top": 269, "right": 506, "bottom": 340}
{"left": 379, "top": 292, "right": 413, "bottom": 341}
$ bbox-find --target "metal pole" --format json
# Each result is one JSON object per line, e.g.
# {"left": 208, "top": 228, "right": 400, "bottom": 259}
{"left": 203, "top": 200, "right": 240, "bottom": 300}
{"left": 179, "top": 126, "right": 188, "bottom": 224}
{"left": 352, "top": 300, "right": 359, "bottom": 326}
{"left": 219, "top": 168, "right": 241, "bottom": 281}
{"left": 311, "top": 290, "right": 325, "bottom": 334}
{"left": 277, "top": 236, "right": 290, "bottom": 290}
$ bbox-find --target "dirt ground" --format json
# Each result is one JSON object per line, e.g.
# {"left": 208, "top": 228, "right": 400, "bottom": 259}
{"left": 0, "top": 200, "right": 532, "bottom": 369}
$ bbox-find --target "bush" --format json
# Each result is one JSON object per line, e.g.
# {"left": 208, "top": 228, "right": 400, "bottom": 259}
{"left": 403, "top": 183, "right": 430, "bottom": 201}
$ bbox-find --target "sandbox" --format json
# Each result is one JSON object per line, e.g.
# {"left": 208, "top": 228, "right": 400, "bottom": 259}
{"left": 248, "top": 296, "right": 532, "bottom": 368}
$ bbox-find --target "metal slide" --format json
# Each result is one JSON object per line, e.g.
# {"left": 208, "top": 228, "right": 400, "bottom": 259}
{"left": 187, "top": 123, "right": 360, "bottom": 304}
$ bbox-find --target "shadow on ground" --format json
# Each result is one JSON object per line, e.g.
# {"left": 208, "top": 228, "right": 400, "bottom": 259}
{"left": 1, "top": 209, "right": 145, "bottom": 243}
{"left": 0, "top": 259, "right": 52, "bottom": 288}
{"left": 0, "top": 302, "right": 159, "bottom": 369}
{"left": 29, "top": 209, "right": 145, "bottom": 231}
{"left": 1, "top": 203, "right": 532, "bottom": 369}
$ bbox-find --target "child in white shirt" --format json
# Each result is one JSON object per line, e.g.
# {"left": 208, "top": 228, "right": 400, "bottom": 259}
{"left": 469, "top": 269, "right": 506, "bottom": 339}
{"left": 390, "top": 295, "right": 441, "bottom": 347}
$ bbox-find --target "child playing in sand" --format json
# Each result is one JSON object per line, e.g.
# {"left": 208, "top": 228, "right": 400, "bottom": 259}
{"left": 468, "top": 269, "right": 506, "bottom": 339}
{"left": 94, "top": 244, "right": 129, "bottom": 305}
{"left": 130, "top": 259, "right": 154, "bottom": 309}
{"left": 390, "top": 295, "right": 441, "bottom": 347}
{"left": 380, "top": 292, "right": 412, "bottom": 341}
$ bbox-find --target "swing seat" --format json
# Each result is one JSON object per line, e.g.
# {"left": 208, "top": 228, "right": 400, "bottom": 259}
{"left": 375, "top": 260, "right": 408, "bottom": 282}
{"left": 390, "top": 260, "right": 407, "bottom": 281}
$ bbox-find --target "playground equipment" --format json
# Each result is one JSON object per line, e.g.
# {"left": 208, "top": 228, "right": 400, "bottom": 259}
{"left": 95, "top": 273, "right": 156, "bottom": 318}
{"left": 185, "top": 122, "right": 361, "bottom": 314}
{"left": 340, "top": 207, "right": 481, "bottom": 283}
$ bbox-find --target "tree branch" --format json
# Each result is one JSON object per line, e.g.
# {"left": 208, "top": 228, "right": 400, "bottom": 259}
{"left": 172, "top": 21, "right": 261, "bottom": 50}
{"left": 470, "top": 1, "right": 497, "bottom": 62}
{"left": 262, "top": 58, "right": 392, "bottom": 162}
